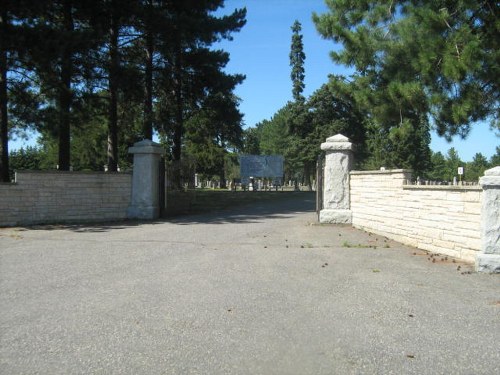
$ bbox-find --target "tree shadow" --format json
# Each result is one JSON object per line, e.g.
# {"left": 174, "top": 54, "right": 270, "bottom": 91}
{"left": 8, "top": 192, "right": 316, "bottom": 233}
{"left": 168, "top": 192, "right": 316, "bottom": 225}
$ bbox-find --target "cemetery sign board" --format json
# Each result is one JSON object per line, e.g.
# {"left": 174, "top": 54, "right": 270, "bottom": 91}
{"left": 240, "top": 155, "right": 284, "bottom": 184}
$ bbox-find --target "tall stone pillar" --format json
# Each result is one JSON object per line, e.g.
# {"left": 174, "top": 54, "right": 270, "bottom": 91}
{"left": 319, "top": 134, "right": 353, "bottom": 224}
{"left": 127, "top": 139, "right": 165, "bottom": 220}
{"left": 476, "top": 166, "right": 500, "bottom": 273}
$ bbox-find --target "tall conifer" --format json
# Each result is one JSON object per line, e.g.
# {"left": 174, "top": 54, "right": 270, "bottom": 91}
{"left": 289, "top": 20, "right": 305, "bottom": 102}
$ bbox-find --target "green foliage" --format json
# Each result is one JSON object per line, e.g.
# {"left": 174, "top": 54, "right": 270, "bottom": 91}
{"left": 290, "top": 20, "right": 305, "bottom": 102}
{"left": 465, "top": 153, "right": 489, "bottom": 182}
{"left": 427, "top": 151, "right": 447, "bottom": 181}
{"left": 315, "top": 0, "right": 499, "bottom": 138}
{"left": 490, "top": 147, "right": 500, "bottom": 167}
{"left": 8, "top": 146, "right": 44, "bottom": 180}
{"left": 258, "top": 103, "right": 294, "bottom": 156}
{"left": 184, "top": 90, "right": 244, "bottom": 187}
{"left": 246, "top": 83, "right": 366, "bottom": 184}
{"left": 2, "top": 0, "right": 246, "bottom": 182}
{"left": 241, "top": 127, "right": 261, "bottom": 155}
{"left": 442, "top": 147, "right": 464, "bottom": 181}
{"left": 313, "top": 0, "right": 498, "bottom": 173}
{"left": 427, "top": 148, "right": 494, "bottom": 182}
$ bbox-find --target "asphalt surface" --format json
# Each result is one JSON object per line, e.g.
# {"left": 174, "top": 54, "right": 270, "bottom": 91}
{"left": 0, "top": 192, "right": 499, "bottom": 375}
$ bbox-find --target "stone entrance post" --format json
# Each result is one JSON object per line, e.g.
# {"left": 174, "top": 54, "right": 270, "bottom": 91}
{"left": 127, "top": 139, "right": 165, "bottom": 220}
{"left": 477, "top": 166, "right": 500, "bottom": 273}
{"left": 319, "top": 134, "right": 353, "bottom": 224}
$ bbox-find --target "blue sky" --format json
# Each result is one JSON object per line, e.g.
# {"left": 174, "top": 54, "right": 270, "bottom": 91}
{"left": 216, "top": 0, "right": 499, "bottom": 162}
{"left": 9, "top": 0, "right": 499, "bottom": 162}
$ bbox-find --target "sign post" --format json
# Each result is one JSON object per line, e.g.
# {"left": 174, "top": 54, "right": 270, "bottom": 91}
{"left": 458, "top": 166, "right": 464, "bottom": 184}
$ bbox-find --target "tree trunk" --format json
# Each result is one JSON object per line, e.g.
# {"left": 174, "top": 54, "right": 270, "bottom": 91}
{"left": 171, "top": 40, "right": 183, "bottom": 190}
{"left": 143, "top": 0, "right": 153, "bottom": 140}
{"left": 0, "top": 10, "right": 9, "bottom": 182}
{"left": 58, "top": 0, "right": 73, "bottom": 171}
{"left": 304, "top": 162, "right": 313, "bottom": 191}
{"left": 107, "top": 4, "right": 119, "bottom": 172}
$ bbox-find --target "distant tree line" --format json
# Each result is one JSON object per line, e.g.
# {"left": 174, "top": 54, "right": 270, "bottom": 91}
{"left": 427, "top": 147, "right": 500, "bottom": 183}
{"left": 1, "top": 0, "right": 246, "bottom": 187}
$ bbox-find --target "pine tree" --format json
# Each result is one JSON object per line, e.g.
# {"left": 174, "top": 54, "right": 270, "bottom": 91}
{"left": 153, "top": 0, "right": 246, "bottom": 189}
{"left": 444, "top": 148, "right": 463, "bottom": 182}
{"left": 490, "top": 147, "right": 500, "bottom": 167}
{"left": 313, "top": 0, "right": 499, "bottom": 139}
{"left": 314, "top": 1, "right": 436, "bottom": 173}
{"left": 22, "top": 0, "right": 102, "bottom": 171}
{"left": 466, "top": 153, "right": 489, "bottom": 182}
{"left": 0, "top": 8, "right": 9, "bottom": 181}
{"left": 289, "top": 20, "right": 305, "bottom": 102}
{"left": 427, "top": 151, "right": 448, "bottom": 181}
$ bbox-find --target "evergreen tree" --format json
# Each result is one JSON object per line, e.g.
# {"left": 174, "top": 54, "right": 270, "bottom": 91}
{"left": 313, "top": 1, "right": 500, "bottom": 173}
{"left": 3, "top": 0, "right": 246, "bottom": 180}
{"left": 427, "top": 151, "right": 447, "bottom": 181}
{"left": 154, "top": 1, "right": 246, "bottom": 189}
{"left": 444, "top": 148, "right": 463, "bottom": 182}
{"left": 466, "top": 153, "right": 489, "bottom": 182}
{"left": 98, "top": 0, "right": 138, "bottom": 171}
{"left": 241, "top": 126, "right": 261, "bottom": 155}
{"left": 9, "top": 146, "right": 45, "bottom": 180}
{"left": 289, "top": 20, "right": 305, "bottom": 102}
{"left": 307, "top": 84, "right": 366, "bottom": 167}
{"left": 1, "top": 0, "right": 44, "bottom": 181}
{"left": 313, "top": 0, "right": 499, "bottom": 139}
{"left": 288, "top": 20, "right": 313, "bottom": 187}
{"left": 20, "top": 0, "right": 103, "bottom": 171}
{"left": 490, "top": 146, "right": 500, "bottom": 167}
{"left": 185, "top": 90, "right": 244, "bottom": 188}
{"left": 0, "top": 8, "right": 9, "bottom": 181}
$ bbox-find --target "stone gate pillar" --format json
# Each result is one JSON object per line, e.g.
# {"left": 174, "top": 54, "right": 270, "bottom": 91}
{"left": 476, "top": 166, "right": 500, "bottom": 273}
{"left": 127, "top": 139, "right": 165, "bottom": 220}
{"left": 319, "top": 134, "right": 353, "bottom": 224}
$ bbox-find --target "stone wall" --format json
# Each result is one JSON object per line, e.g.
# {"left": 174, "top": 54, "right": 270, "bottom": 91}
{"left": 350, "top": 170, "right": 482, "bottom": 262}
{"left": 0, "top": 171, "right": 132, "bottom": 226}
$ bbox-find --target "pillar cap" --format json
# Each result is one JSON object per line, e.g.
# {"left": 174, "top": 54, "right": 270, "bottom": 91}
{"left": 321, "top": 134, "right": 353, "bottom": 151}
{"left": 480, "top": 166, "right": 500, "bottom": 187}
{"left": 484, "top": 166, "right": 500, "bottom": 176}
{"left": 128, "top": 139, "right": 165, "bottom": 155}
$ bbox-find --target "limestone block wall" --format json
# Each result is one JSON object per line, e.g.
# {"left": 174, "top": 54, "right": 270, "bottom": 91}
{"left": 0, "top": 171, "right": 132, "bottom": 226}
{"left": 350, "top": 170, "right": 482, "bottom": 262}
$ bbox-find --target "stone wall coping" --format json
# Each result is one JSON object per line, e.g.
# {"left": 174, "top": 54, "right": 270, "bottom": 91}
{"left": 350, "top": 169, "right": 412, "bottom": 175}
{"left": 402, "top": 185, "right": 482, "bottom": 191}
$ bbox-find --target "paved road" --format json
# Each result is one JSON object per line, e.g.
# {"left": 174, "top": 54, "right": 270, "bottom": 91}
{"left": 1, "top": 192, "right": 499, "bottom": 374}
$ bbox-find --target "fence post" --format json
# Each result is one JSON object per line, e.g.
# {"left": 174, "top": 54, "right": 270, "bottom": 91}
{"left": 477, "top": 166, "right": 500, "bottom": 273}
{"left": 319, "top": 134, "right": 353, "bottom": 224}
{"left": 127, "top": 139, "right": 165, "bottom": 220}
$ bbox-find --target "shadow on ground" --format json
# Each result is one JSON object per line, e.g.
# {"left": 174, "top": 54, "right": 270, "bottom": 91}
{"left": 6, "top": 192, "right": 316, "bottom": 233}
{"left": 168, "top": 191, "right": 316, "bottom": 225}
